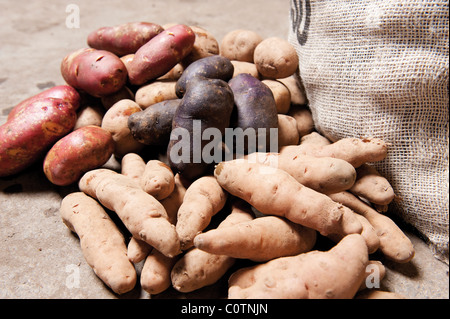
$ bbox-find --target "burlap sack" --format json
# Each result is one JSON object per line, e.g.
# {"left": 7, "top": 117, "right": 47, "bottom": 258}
{"left": 288, "top": 0, "right": 449, "bottom": 263}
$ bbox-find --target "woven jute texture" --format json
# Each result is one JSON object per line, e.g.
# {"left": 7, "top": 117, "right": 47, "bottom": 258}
{"left": 288, "top": 0, "right": 449, "bottom": 263}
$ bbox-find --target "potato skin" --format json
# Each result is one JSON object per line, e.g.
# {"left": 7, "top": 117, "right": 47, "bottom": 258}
{"left": 220, "top": 29, "right": 263, "bottom": 62}
{"left": 135, "top": 80, "right": 177, "bottom": 109}
{"left": 254, "top": 37, "right": 299, "bottom": 79}
{"left": 128, "top": 99, "right": 181, "bottom": 145}
{"left": 181, "top": 26, "right": 220, "bottom": 66}
{"left": 175, "top": 55, "right": 234, "bottom": 97}
{"left": 228, "top": 73, "right": 278, "bottom": 153}
{"left": 101, "top": 99, "right": 143, "bottom": 158}
{"left": 7, "top": 85, "right": 81, "bottom": 121}
{"left": 168, "top": 77, "right": 234, "bottom": 180}
{"left": 0, "top": 98, "right": 77, "bottom": 177}
{"left": 43, "top": 125, "right": 114, "bottom": 186}
{"left": 61, "top": 48, "right": 128, "bottom": 97}
{"left": 87, "top": 22, "right": 164, "bottom": 56}
{"left": 128, "top": 24, "right": 196, "bottom": 86}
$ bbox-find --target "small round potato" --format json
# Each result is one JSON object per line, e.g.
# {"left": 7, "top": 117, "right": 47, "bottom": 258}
{"left": 220, "top": 29, "right": 263, "bottom": 63}
{"left": 231, "top": 61, "right": 260, "bottom": 79}
{"left": 262, "top": 79, "right": 291, "bottom": 114}
{"left": 254, "top": 37, "right": 299, "bottom": 79}
{"left": 74, "top": 103, "right": 105, "bottom": 130}
{"left": 182, "top": 26, "right": 220, "bottom": 66}
{"left": 43, "top": 125, "right": 114, "bottom": 186}
{"left": 101, "top": 99, "right": 144, "bottom": 158}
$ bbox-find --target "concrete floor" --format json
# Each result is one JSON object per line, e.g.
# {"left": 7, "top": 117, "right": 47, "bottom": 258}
{"left": 0, "top": 0, "right": 448, "bottom": 299}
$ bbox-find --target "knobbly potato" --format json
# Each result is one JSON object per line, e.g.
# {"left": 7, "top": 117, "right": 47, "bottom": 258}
{"left": 101, "top": 99, "right": 144, "bottom": 158}
{"left": 168, "top": 77, "right": 234, "bottom": 180}
{"left": 228, "top": 73, "right": 278, "bottom": 154}
{"left": 175, "top": 55, "right": 234, "bottom": 98}
{"left": 43, "top": 125, "right": 114, "bottom": 186}
{"left": 128, "top": 99, "right": 181, "bottom": 145}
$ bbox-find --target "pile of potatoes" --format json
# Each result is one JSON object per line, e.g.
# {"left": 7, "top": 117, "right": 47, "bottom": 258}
{"left": 0, "top": 22, "right": 414, "bottom": 299}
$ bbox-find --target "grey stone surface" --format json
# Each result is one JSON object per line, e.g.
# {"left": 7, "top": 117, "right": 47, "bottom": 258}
{"left": 0, "top": 0, "right": 448, "bottom": 299}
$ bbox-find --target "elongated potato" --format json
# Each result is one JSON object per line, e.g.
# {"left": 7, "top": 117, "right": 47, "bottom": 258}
{"left": 141, "top": 249, "right": 179, "bottom": 295}
{"left": 245, "top": 152, "right": 357, "bottom": 194}
{"left": 135, "top": 80, "right": 177, "bottom": 109}
{"left": 128, "top": 24, "right": 196, "bottom": 85}
{"left": 121, "top": 152, "right": 146, "bottom": 182}
{"left": 194, "top": 216, "right": 317, "bottom": 262}
{"left": 87, "top": 22, "right": 164, "bottom": 56}
{"left": 171, "top": 200, "right": 254, "bottom": 293}
{"left": 214, "top": 160, "right": 362, "bottom": 237}
{"left": 281, "top": 136, "right": 388, "bottom": 168}
{"left": 60, "top": 192, "right": 137, "bottom": 294}
{"left": 0, "top": 98, "right": 77, "bottom": 177}
{"left": 175, "top": 176, "right": 228, "bottom": 250}
{"left": 287, "top": 104, "right": 314, "bottom": 137}
{"left": 7, "top": 85, "right": 80, "bottom": 121}
{"left": 43, "top": 125, "right": 114, "bottom": 186}
{"left": 78, "top": 169, "right": 181, "bottom": 257}
{"left": 350, "top": 164, "right": 395, "bottom": 206}
{"left": 228, "top": 234, "right": 369, "bottom": 299}
{"left": 328, "top": 191, "right": 415, "bottom": 263}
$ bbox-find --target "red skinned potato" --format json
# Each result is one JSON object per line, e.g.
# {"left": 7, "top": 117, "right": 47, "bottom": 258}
{"left": 87, "top": 22, "right": 164, "bottom": 56}
{"left": 43, "top": 126, "right": 114, "bottom": 186}
{"left": 128, "top": 24, "right": 196, "bottom": 85}
{"left": 61, "top": 48, "right": 128, "bottom": 97}
{"left": 0, "top": 98, "right": 77, "bottom": 177}
{"left": 7, "top": 85, "right": 80, "bottom": 121}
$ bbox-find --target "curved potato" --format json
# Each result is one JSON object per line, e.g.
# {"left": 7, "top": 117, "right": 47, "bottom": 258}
{"left": 128, "top": 24, "right": 196, "bottom": 85}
